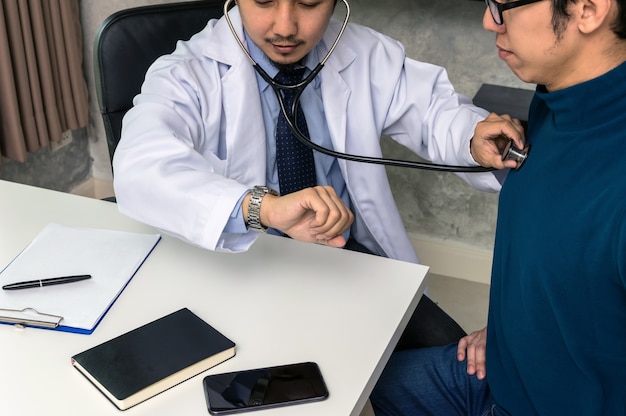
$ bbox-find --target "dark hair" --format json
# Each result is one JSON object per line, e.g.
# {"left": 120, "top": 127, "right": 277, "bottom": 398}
{"left": 551, "top": 0, "right": 626, "bottom": 39}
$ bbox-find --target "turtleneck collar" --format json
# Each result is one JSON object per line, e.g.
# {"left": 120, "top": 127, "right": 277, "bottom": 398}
{"left": 534, "top": 61, "right": 626, "bottom": 131}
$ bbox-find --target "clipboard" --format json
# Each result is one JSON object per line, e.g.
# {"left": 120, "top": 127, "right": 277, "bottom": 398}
{"left": 0, "top": 223, "right": 161, "bottom": 334}
{"left": 0, "top": 307, "right": 63, "bottom": 329}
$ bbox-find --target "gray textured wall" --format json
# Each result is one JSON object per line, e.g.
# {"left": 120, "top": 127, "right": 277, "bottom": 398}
{"left": 4, "top": 0, "right": 532, "bottom": 252}
{"left": 349, "top": 0, "right": 531, "bottom": 250}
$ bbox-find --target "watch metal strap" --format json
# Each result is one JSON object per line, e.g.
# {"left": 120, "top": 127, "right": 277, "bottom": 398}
{"left": 247, "top": 186, "right": 277, "bottom": 232}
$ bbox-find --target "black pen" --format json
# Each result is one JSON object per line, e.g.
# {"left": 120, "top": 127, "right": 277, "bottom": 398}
{"left": 2, "top": 274, "right": 92, "bottom": 290}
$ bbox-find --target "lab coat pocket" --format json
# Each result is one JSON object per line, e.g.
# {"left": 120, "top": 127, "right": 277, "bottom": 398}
{"left": 202, "top": 151, "right": 229, "bottom": 176}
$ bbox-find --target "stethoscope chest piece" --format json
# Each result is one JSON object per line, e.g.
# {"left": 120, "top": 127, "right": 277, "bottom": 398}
{"left": 502, "top": 140, "right": 530, "bottom": 169}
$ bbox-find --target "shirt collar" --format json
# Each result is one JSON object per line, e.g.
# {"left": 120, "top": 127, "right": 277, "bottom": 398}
{"left": 243, "top": 30, "right": 321, "bottom": 91}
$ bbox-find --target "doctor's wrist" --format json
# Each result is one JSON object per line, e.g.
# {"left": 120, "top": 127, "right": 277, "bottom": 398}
{"left": 245, "top": 186, "right": 278, "bottom": 232}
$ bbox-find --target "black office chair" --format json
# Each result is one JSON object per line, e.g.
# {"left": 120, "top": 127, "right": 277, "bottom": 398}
{"left": 93, "top": 0, "right": 225, "bottom": 164}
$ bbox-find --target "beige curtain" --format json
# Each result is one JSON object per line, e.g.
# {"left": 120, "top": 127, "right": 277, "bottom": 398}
{"left": 0, "top": 0, "right": 88, "bottom": 162}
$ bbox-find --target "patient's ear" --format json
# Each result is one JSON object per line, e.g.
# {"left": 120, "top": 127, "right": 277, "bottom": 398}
{"left": 576, "top": 0, "right": 613, "bottom": 34}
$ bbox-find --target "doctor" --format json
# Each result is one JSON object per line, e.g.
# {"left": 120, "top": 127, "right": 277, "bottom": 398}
{"left": 113, "top": 0, "right": 523, "bottom": 346}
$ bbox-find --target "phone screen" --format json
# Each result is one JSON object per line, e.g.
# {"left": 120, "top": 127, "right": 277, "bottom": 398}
{"left": 203, "top": 362, "right": 329, "bottom": 414}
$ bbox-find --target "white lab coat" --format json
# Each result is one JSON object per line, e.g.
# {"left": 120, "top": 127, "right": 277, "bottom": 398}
{"left": 113, "top": 8, "right": 499, "bottom": 263}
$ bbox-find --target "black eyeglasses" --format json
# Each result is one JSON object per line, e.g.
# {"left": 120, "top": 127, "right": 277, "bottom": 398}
{"left": 485, "top": 0, "right": 544, "bottom": 25}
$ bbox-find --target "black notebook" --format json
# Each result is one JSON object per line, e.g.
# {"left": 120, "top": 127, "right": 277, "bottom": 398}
{"left": 71, "top": 308, "right": 236, "bottom": 410}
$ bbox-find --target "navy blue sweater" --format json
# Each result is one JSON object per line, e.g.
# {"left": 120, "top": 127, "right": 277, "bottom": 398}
{"left": 487, "top": 62, "right": 626, "bottom": 415}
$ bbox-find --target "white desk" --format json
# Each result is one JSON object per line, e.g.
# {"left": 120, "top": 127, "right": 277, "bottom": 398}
{"left": 0, "top": 180, "right": 427, "bottom": 416}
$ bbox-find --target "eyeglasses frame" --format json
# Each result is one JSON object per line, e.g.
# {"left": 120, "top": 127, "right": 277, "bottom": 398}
{"left": 485, "top": 0, "right": 545, "bottom": 25}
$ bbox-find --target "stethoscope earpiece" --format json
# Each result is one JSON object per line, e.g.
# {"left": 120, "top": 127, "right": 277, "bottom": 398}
{"left": 502, "top": 140, "right": 529, "bottom": 169}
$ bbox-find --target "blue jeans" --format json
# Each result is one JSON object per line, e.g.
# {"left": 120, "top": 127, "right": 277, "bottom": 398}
{"left": 371, "top": 343, "right": 505, "bottom": 416}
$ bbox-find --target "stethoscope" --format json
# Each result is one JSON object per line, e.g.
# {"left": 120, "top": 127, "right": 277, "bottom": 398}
{"left": 223, "top": 0, "right": 528, "bottom": 172}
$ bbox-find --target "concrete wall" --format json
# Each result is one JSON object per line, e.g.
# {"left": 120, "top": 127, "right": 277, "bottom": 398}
{"left": 5, "top": 0, "right": 534, "bottom": 282}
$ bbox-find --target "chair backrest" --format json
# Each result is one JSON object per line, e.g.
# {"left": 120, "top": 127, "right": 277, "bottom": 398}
{"left": 93, "top": 0, "right": 225, "bottom": 162}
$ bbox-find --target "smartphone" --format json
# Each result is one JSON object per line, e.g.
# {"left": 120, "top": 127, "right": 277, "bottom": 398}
{"left": 203, "top": 361, "right": 329, "bottom": 414}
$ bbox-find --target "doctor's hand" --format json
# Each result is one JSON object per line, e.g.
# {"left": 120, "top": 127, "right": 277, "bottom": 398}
{"left": 252, "top": 186, "right": 354, "bottom": 247}
{"left": 471, "top": 113, "right": 526, "bottom": 170}
{"left": 457, "top": 326, "right": 487, "bottom": 380}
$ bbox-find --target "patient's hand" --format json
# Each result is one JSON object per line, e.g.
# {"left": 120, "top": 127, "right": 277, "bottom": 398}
{"left": 457, "top": 326, "right": 487, "bottom": 380}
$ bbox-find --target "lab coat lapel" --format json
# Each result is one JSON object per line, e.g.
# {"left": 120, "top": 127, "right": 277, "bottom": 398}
{"left": 320, "top": 71, "right": 349, "bottom": 159}
{"left": 319, "top": 21, "right": 355, "bottom": 165}
{"left": 205, "top": 8, "right": 267, "bottom": 186}
{"left": 222, "top": 61, "right": 267, "bottom": 186}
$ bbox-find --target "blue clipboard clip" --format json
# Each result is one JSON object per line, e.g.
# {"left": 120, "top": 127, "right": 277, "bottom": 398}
{"left": 0, "top": 307, "right": 63, "bottom": 329}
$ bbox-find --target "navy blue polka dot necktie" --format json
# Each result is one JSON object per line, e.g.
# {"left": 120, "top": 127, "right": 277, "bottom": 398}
{"left": 274, "top": 68, "right": 317, "bottom": 195}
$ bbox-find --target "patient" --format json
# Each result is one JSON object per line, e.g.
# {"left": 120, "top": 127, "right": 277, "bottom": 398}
{"left": 371, "top": 0, "right": 626, "bottom": 414}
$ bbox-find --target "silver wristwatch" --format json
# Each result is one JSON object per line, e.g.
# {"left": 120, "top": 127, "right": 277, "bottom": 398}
{"left": 247, "top": 186, "right": 277, "bottom": 232}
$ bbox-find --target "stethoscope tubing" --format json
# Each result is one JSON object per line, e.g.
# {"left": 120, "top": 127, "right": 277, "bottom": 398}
{"left": 222, "top": 0, "right": 496, "bottom": 173}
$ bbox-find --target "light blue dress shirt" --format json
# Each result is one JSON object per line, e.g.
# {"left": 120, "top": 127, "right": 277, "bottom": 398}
{"left": 223, "top": 33, "right": 350, "bottom": 236}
